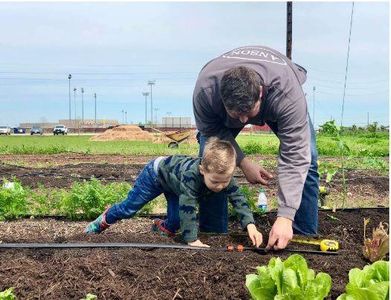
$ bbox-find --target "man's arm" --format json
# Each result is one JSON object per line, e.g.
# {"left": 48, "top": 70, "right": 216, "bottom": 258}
{"left": 267, "top": 93, "right": 311, "bottom": 250}
{"left": 275, "top": 95, "right": 311, "bottom": 221}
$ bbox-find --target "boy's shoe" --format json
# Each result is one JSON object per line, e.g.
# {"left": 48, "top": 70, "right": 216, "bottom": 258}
{"left": 151, "top": 219, "right": 175, "bottom": 237}
{"left": 85, "top": 208, "right": 111, "bottom": 234}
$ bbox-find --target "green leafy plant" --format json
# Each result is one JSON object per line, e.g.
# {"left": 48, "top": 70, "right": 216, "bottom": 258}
{"left": 337, "top": 260, "right": 389, "bottom": 300}
{"left": 318, "top": 120, "right": 350, "bottom": 208}
{"left": 80, "top": 294, "right": 97, "bottom": 300}
{"left": 0, "top": 288, "right": 16, "bottom": 300}
{"left": 61, "top": 178, "right": 131, "bottom": 220}
{"left": 0, "top": 179, "right": 28, "bottom": 220}
{"left": 246, "top": 254, "right": 332, "bottom": 300}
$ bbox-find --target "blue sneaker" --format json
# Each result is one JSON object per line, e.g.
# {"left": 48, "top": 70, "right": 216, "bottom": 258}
{"left": 151, "top": 219, "right": 175, "bottom": 237}
{"left": 85, "top": 208, "right": 111, "bottom": 234}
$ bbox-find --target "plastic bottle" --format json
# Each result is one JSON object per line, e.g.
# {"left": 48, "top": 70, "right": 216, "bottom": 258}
{"left": 257, "top": 187, "right": 268, "bottom": 213}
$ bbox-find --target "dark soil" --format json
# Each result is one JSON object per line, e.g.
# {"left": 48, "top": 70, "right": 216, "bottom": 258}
{"left": 0, "top": 208, "right": 388, "bottom": 299}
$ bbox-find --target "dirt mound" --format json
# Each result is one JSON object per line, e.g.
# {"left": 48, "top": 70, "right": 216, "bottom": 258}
{"left": 90, "top": 125, "right": 153, "bottom": 141}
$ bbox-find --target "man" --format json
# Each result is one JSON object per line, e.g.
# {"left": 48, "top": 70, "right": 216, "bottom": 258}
{"left": 193, "top": 45, "right": 319, "bottom": 250}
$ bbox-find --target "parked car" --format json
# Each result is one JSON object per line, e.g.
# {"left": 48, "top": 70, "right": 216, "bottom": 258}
{"left": 30, "top": 126, "right": 43, "bottom": 135}
{"left": 13, "top": 127, "right": 26, "bottom": 134}
{"left": 53, "top": 125, "right": 68, "bottom": 135}
{"left": 0, "top": 126, "right": 11, "bottom": 135}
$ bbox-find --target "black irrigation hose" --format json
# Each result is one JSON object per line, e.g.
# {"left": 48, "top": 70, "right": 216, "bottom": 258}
{"left": 0, "top": 242, "right": 339, "bottom": 255}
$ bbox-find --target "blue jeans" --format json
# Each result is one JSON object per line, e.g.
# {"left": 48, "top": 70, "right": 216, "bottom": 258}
{"left": 197, "top": 118, "right": 319, "bottom": 235}
{"left": 105, "top": 159, "right": 180, "bottom": 232}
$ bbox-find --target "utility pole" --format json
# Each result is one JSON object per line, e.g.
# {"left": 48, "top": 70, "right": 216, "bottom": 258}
{"left": 81, "top": 88, "right": 84, "bottom": 124}
{"left": 125, "top": 111, "right": 127, "bottom": 124}
{"left": 154, "top": 108, "right": 159, "bottom": 126}
{"left": 121, "top": 110, "right": 124, "bottom": 124}
{"left": 312, "top": 86, "right": 316, "bottom": 128}
{"left": 68, "top": 74, "right": 72, "bottom": 121}
{"left": 94, "top": 93, "right": 97, "bottom": 125}
{"left": 148, "top": 80, "right": 156, "bottom": 126}
{"left": 286, "top": 2, "right": 293, "bottom": 59}
{"left": 73, "top": 88, "right": 77, "bottom": 124}
{"left": 142, "top": 92, "right": 149, "bottom": 126}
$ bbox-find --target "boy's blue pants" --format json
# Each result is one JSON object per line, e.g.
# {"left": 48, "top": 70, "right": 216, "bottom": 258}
{"left": 105, "top": 160, "right": 180, "bottom": 232}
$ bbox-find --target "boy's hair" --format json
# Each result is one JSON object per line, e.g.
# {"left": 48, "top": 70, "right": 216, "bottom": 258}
{"left": 220, "top": 66, "right": 260, "bottom": 114}
{"left": 201, "top": 137, "right": 236, "bottom": 174}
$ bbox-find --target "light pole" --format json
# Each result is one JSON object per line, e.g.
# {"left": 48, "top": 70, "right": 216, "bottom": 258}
{"left": 154, "top": 108, "right": 159, "bottom": 126}
{"left": 121, "top": 110, "right": 124, "bottom": 124}
{"left": 125, "top": 111, "right": 127, "bottom": 124}
{"left": 148, "top": 80, "right": 155, "bottom": 126}
{"left": 312, "top": 86, "right": 316, "bottom": 128}
{"left": 81, "top": 88, "right": 84, "bottom": 124}
{"left": 73, "top": 88, "right": 77, "bottom": 124}
{"left": 142, "top": 92, "right": 149, "bottom": 126}
{"left": 68, "top": 74, "right": 72, "bottom": 121}
{"left": 94, "top": 93, "right": 97, "bottom": 125}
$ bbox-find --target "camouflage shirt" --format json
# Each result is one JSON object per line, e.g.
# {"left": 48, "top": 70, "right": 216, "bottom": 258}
{"left": 157, "top": 155, "right": 254, "bottom": 242}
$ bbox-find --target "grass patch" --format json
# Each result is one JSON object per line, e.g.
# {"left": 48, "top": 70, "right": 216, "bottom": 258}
{"left": 0, "top": 132, "right": 388, "bottom": 158}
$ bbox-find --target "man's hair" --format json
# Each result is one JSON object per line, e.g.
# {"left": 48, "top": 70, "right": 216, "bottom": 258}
{"left": 201, "top": 137, "right": 236, "bottom": 174}
{"left": 220, "top": 66, "right": 260, "bottom": 113}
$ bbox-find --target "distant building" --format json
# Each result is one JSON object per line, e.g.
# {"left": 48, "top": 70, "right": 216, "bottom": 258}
{"left": 20, "top": 119, "right": 119, "bottom": 130}
{"left": 160, "top": 116, "right": 192, "bottom": 129}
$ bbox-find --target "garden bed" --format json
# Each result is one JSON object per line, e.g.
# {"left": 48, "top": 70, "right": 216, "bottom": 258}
{"left": 0, "top": 208, "right": 388, "bottom": 299}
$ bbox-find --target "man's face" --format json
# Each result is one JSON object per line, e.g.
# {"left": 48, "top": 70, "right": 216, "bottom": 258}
{"left": 225, "top": 86, "right": 262, "bottom": 124}
{"left": 226, "top": 99, "right": 261, "bottom": 124}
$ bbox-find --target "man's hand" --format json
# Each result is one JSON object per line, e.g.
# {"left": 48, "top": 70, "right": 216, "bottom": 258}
{"left": 266, "top": 217, "right": 293, "bottom": 250}
{"left": 247, "top": 223, "right": 263, "bottom": 247}
{"left": 239, "top": 157, "right": 273, "bottom": 184}
{"left": 188, "top": 239, "right": 210, "bottom": 248}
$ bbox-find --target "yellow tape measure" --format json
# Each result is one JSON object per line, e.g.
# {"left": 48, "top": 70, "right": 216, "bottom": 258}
{"left": 291, "top": 237, "right": 339, "bottom": 252}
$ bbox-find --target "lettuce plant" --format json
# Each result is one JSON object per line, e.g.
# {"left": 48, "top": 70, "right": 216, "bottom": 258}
{"left": 245, "top": 254, "right": 332, "bottom": 300}
{"left": 337, "top": 260, "right": 389, "bottom": 300}
{"left": 363, "top": 219, "right": 389, "bottom": 263}
{"left": 0, "top": 288, "right": 16, "bottom": 300}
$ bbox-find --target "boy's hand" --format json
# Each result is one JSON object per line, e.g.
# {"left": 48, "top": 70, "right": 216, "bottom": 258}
{"left": 188, "top": 239, "right": 210, "bottom": 248}
{"left": 246, "top": 223, "right": 263, "bottom": 247}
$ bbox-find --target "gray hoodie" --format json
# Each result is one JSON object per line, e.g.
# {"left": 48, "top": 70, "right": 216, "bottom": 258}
{"left": 193, "top": 45, "right": 311, "bottom": 221}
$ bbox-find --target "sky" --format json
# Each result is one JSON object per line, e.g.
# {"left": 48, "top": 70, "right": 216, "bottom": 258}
{"left": 0, "top": 1, "right": 389, "bottom": 128}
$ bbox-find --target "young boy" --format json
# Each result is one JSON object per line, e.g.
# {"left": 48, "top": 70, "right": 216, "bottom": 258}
{"left": 85, "top": 137, "right": 263, "bottom": 248}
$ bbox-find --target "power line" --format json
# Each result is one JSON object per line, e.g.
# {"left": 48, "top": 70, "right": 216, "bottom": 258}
{"left": 341, "top": 2, "right": 355, "bottom": 127}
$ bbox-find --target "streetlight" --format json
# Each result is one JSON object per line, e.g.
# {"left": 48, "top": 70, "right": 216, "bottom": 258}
{"left": 81, "top": 88, "right": 84, "bottom": 124}
{"left": 94, "top": 93, "right": 97, "bottom": 125}
{"left": 154, "top": 108, "right": 159, "bottom": 126}
{"left": 73, "top": 88, "right": 77, "bottom": 124}
{"left": 68, "top": 74, "right": 72, "bottom": 121}
{"left": 148, "top": 80, "right": 156, "bottom": 126}
{"left": 312, "top": 86, "right": 316, "bottom": 128}
{"left": 142, "top": 92, "right": 149, "bottom": 126}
